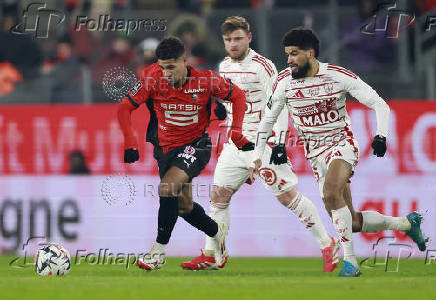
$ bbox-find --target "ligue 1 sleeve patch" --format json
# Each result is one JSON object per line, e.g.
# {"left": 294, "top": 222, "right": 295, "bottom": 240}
{"left": 267, "top": 96, "right": 273, "bottom": 109}
{"left": 130, "top": 81, "right": 143, "bottom": 96}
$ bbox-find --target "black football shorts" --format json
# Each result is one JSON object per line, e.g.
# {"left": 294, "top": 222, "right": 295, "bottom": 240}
{"left": 153, "top": 132, "right": 212, "bottom": 180}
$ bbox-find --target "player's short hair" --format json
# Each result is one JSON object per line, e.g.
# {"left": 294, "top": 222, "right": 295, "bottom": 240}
{"left": 282, "top": 28, "right": 320, "bottom": 58}
{"left": 221, "top": 16, "right": 250, "bottom": 35}
{"left": 156, "top": 36, "right": 185, "bottom": 60}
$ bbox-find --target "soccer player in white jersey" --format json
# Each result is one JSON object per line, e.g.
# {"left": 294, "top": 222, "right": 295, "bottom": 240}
{"left": 250, "top": 28, "right": 427, "bottom": 277}
{"left": 181, "top": 16, "right": 339, "bottom": 272}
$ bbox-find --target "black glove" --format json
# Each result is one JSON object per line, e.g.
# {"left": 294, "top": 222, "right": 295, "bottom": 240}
{"left": 124, "top": 148, "right": 139, "bottom": 163}
{"left": 214, "top": 101, "right": 227, "bottom": 120}
{"left": 270, "top": 144, "right": 288, "bottom": 165}
{"left": 371, "top": 135, "right": 386, "bottom": 157}
{"left": 238, "top": 142, "right": 255, "bottom": 151}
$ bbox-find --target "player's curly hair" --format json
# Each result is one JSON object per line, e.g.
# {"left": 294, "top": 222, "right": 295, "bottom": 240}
{"left": 282, "top": 28, "right": 320, "bottom": 58}
{"left": 156, "top": 36, "right": 185, "bottom": 60}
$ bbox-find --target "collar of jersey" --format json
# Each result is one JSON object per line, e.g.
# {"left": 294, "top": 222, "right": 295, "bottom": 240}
{"left": 315, "top": 61, "right": 328, "bottom": 75}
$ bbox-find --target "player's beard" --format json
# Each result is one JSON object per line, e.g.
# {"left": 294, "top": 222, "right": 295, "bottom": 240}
{"left": 229, "top": 47, "right": 249, "bottom": 61}
{"left": 291, "top": 59, "right": 311, "bottom": 79}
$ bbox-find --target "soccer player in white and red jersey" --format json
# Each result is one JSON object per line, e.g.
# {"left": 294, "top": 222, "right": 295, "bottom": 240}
{"left": 181, "top": 16, "right": 339, "bottom": 272}
{"left": 118, "top": 37, "right": 254, "bottom": 270}
{"left": 250, "top": 28, "right": 427, "bottom": 277}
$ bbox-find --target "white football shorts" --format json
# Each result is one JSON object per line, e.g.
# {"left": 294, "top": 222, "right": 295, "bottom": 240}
{"left": 309, "top": 138, "right": 360, "bottom": 198}
{"left": 213, "top": 142, "right": 298, "bottom": 195}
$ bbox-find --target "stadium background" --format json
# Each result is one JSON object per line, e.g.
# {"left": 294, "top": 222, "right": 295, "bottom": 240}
{"left": 0, "top": 0, "right": 435, "bottom": 260}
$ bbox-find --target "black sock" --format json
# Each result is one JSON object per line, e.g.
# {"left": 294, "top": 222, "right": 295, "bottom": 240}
{"left": 156, "top": 196, "right": 179, "bottom": 244}
{"left": 182, "top": 202, "right": 218, "bottom": 237}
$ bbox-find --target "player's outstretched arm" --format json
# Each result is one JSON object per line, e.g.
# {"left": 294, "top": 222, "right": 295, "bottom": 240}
{"left": 342, "top": 71, "right": 390, "bottom": 157}
{"left": 117, "top": 98, "right": 139, "bottom": 163}
{"left": 117, "top": 74, "right": 151, "bottom": 163}
{"left": 211, "top": 71, "right": 252, "bottom": 150}
{"left": 248, "top": 95, "right": 286, "bottom": 180}
{"left": 226, "top": 83, "right": 253, "bottom": 149}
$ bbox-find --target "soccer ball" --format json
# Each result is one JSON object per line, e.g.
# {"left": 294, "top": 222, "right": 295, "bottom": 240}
{"left": 34, "top": 244, "right": 71, "bottom": 276}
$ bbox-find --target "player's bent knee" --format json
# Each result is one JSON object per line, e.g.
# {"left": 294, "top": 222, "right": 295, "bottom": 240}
{"left": 158, "top": 181, "right": 182, "bottom": 197}
{"left": 322, "top": 182, "right": 342, "bottom": 205}
{"left": 276, "top": 188, "right": 298, "bottom": 207}
{"left": 210, "top": 186, "right": 234, "bottom": 205}
{"left": 178, "top": 202, "right": 193, "bottom": 216}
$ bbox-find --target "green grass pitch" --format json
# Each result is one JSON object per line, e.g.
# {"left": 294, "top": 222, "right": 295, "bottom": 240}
{"left": 1, "top": 255, "right": 436, "bottom": 300}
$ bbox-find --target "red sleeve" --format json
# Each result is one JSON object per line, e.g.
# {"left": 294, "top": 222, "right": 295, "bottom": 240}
{"left": 117, "top": 99, "right": 138, "bottom": 149}
{"left": 117, "top": 71, "right": 153, "bottom": 149}
{"left": 210, "top": 71, "right": 249, "bottom": 148}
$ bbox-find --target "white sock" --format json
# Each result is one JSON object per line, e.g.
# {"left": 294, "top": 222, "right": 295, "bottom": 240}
{"left": 205, "top": 202, "right": 230, "bottom": 256}
{"left": 361, "top": 211, "right": 411, "bottom": 232}
{"left": 331, "top": 206, "right": 357, "bottom": 267}
{"left": 151, "top": 242, "right": 166, "bottom": 254}
{"left": 287, "top": 193, "right": 332, "bottom": 249}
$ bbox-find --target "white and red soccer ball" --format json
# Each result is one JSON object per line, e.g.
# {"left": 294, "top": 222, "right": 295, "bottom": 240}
{"left": 34, "top": 243, "right": 71, "bottom": 276}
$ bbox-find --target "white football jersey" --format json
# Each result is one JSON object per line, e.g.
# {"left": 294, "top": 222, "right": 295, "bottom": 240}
{"left": 255, "top": 61, "right": 390, "bottom": 159}
{"left": 219, "top": 49, "right": 288, "bottom": 145}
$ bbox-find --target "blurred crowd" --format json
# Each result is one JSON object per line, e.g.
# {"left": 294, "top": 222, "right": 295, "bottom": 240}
{"left": 0, "top": 0, "right": 435, "bottom": 103}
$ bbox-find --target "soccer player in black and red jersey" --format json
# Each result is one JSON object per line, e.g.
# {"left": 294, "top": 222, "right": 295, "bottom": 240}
{"left": 117, "top": 37, "right": 252, "bottom": 270}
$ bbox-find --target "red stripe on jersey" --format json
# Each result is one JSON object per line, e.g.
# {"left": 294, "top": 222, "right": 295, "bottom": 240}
{"left": 253, "top": 56, "right": 274, "bottom": 75}
{"left": 327, "top": 68, "right": 358, "bottom": 79}
{"left": 252, "top": 58, "right": 272, "bottom": 77}
{"left": 327, "top": 65, "right": 357, "bottom": 79}
{"left": 307, "top": 137, "right": 347, "bottom": 159}
{"left": 220, "top": 71, "right": 257, "bottom": 75}
{"left": 272, "top": 80, "right": 278, "bottom": 93}
{"left": 327, "top": 64, "right": 356, "bottom": 75}
{"left": 249, "top": 89, "right": 262, "bottom": 93}
{"left": 305, "top": 130, "right": 348, "bottom": 141}
{"left": 328, "top": 64, "right": 357, "bottom": 76}
{"left": 275, "top": 70, "right": 291, "bottom": 92}
{"left": 292, "top": 103, "right": 315, "bottom": 109}
{"left": 278, "top": 69, "right": 291, "bottom": 78}
{"left": 278, "top": 69, "right": 290, "bottom": 77}
{"left": 302, "top": 128, "right": 342, "bottom": 134}
{"left": 277, "top": 71, "right": 291, "bottom": 82}
{"left": 321, "top": 90, "right": 344, "bottom": 97}
{"left": 287, "top": 97, "right": 312, "bottom": 100}
{"left": 289, "top": 82, "right": 339, "bottom": 91}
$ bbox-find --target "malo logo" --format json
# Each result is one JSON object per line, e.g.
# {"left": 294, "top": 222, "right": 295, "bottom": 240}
{"left": 300, "top": 98, "right": 339, "bottom": 126}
